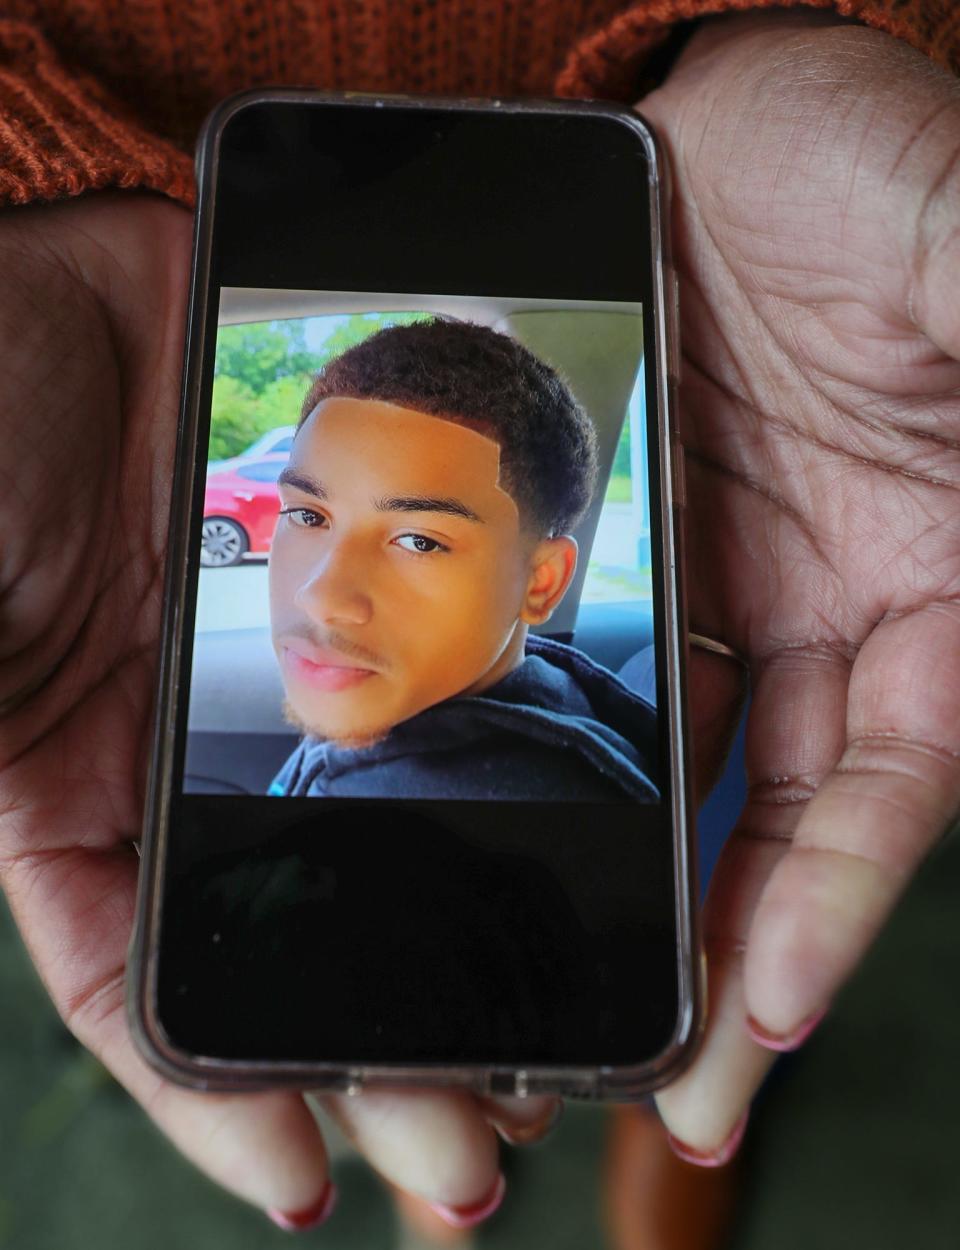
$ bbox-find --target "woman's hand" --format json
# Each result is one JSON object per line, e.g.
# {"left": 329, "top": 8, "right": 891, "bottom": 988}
{"left": 639, "top": 11, "right": 960, "bottom": 1157}
{"left": 0, "top": 192, "right": 572, "bottom": 1226}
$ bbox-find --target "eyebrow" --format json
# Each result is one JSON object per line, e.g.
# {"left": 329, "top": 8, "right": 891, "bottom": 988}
{"left": 277, "top": 469, "right": 483, "bottom": 523}
{"left": 374, "top": 495, "right": 483, "bottom": 523}
{"left": 278, "top": 468, "right": 327, "bottom": 498}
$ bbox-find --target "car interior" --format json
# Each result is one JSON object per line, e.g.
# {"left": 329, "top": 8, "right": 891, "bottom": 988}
{"left": 186, "top": 290, "right": 656, "bottom": 794}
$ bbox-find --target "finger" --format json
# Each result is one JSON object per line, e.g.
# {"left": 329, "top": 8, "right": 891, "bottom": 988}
{"left": 387, "top": 1182, "right": 473, "bottom": 1245}
{"left": 886, "top": 46, "right": 960, "bottom": 364}
{"left": 655, "top": 926, "right": 773, "bottom": 1160}
{"left": 657, "top": 638, "right": 851, "bottom": 1153}
{"left": 746, "top": 602, "right": 960, "bottom": 1039}
{"left": 1, "top": 844, "right": 333, "bottom": 1223}
{"left": 477, "top": 1093, "right": 561, "bottom": 1145}
{"left": 317, "top": 1086, "right": 503, "bottom": 1226}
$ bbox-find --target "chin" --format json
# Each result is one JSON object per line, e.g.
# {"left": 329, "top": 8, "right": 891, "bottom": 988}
{"left": 327, "top": 726, "right": 393, "bottom": 750}
{"left": 282, "top": 698, "right": 393, "bottom": 750}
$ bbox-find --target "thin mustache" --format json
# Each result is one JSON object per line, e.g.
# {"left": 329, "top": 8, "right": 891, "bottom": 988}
{"left": 286, "top": 625, "right": 388, "bottom": 671}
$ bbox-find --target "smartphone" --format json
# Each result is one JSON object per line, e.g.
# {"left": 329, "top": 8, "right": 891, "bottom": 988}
{"left": 128, "top": 90, "right": 697, "bottom": 1100}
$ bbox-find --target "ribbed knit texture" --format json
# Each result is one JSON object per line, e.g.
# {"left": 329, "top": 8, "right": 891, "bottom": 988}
{"left": 1, "top": 0, "right": 957, "bottom": 207}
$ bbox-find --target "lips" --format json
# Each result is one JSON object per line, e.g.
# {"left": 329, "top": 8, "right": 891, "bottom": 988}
{"left": 281, "top": 639, "right": 378, "bottom": 693}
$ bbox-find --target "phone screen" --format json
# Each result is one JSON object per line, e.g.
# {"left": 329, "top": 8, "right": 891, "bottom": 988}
{"left": 147, "top": 98, "right": 692, "bottom": 1082}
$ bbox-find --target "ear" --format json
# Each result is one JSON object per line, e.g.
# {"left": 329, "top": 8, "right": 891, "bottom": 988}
{"left": 520, "top": 535, "right": 578, "bottom": 626}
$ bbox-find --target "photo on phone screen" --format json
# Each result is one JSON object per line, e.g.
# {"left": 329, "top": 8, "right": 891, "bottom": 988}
{"left": 184, "top": 290, "right": 660, "bottom": 806}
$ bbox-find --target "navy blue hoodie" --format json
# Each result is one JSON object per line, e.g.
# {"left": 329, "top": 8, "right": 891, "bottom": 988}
{"left": 269, "top": 636, "right": 659, "bottom": 802}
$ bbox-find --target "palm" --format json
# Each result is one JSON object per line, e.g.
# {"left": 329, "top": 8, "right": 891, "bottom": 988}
{"left": 643, "top": 13, "right": 960, "bottom": 1141}
{"left": 666, "top": 34, "right": 960, "bottom": 655}
{"left": 0, "top": 197, "right": 366, "bottom": 1212}
{"left": 0, "top": 190, "right": 190, "bottom": 1110}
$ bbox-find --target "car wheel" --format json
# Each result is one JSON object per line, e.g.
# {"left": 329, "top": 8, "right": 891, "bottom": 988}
{"left": 201, "top": 517, "right": 249, "bottom": 567}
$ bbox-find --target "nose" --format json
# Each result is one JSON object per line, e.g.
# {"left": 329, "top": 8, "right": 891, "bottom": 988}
{"left": 294, "top": 536, "right": 373, "bottom": 627}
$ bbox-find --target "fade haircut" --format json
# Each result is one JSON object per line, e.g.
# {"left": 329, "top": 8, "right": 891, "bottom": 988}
{"left": 298, "top": 318, "right": 599, "bottom": 537}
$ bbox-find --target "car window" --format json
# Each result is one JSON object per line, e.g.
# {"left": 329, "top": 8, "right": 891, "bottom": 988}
{"left": 582, "top": 371, "right": 651, "bottom": 607}
{"left": 234, "top": 461, "right": 284, "bottom": 482}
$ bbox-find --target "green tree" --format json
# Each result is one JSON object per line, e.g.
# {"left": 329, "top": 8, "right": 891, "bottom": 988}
{"left": 214, "top": 320, "right": 321, "bottom": 395}
{"left": 209, "top": 311, "right": 434, "bottom": 460}
{"left": 604, "top": 416, "right": 632, "bottom": 503}
{"left": 207, "top": 374, "right": 262, "bottom": 461}
{"left": 315, "top": 311, "right": 429, "bottom": 364}
{"left": 208, "top": 374, "right": 310, "bottom": 461}
{"left": 611, "top": 417, "right": 631, "bottom": 477}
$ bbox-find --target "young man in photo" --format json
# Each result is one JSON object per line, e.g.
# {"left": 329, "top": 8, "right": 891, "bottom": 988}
{"left": 268, "top": 317, "right": 658, "bottom": 802}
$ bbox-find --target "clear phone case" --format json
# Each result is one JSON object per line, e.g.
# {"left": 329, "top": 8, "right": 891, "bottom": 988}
{"left": 127, "top": 89, "right": 701, "bottom": 1102}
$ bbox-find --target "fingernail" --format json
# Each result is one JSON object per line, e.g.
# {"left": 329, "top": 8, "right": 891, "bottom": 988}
{"left": 427, "top": 1172, "right": 506, "bottom": 1229}
{"left": 493, "top": 1101, "right": 563, "bottom": 1146}
{"left": 267, "top": 1181, "right": 338, "bottom": 1232}
{"left": 666, "top": 1110, "right": 748, "bottom": 1168}
{"left": 747, "top": 1008, "right": 826, "bottom": 1052}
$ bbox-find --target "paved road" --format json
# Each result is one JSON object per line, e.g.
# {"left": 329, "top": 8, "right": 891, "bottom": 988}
{"left": 196, "top": 562, "right": 271, "bottom": 633}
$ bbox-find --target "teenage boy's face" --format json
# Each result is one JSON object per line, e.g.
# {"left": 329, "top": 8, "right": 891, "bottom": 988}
{"left": 269, "top": 397, "right": 575, "bottom": 747}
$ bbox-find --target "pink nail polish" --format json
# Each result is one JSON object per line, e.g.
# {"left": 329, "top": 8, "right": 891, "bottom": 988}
{"left": 666, "top": 1110, "right": 749, "bottom": 1169}
{"left": 267, "top": 1181, "right": 338, "bottom": 1232}
{"left": 747, "top": 1009, "right": 826, "bottom": 1052}
{"left": 427, "top": 1172, "right": 506, "bottom": 1229}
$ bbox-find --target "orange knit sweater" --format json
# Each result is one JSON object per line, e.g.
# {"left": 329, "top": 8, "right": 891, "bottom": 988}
{"left": 1, "top": 0, "right": 956, "bottom": 208}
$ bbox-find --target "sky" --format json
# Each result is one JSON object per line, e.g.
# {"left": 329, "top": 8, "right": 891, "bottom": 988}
{"left": 303, "top": 313, "right": 352, "bottom": 352}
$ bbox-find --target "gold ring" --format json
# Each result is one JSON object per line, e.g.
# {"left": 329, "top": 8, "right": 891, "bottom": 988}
{"left": 689, "top": 632, "right": 749, "bottom": 667}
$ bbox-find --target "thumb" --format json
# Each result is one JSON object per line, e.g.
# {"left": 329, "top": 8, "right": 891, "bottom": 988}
{"left": 3, "top": 844, "right": 332, "bottom": 1222}
{"left": 907, "top": 110, "right": 960, "bottom": 362}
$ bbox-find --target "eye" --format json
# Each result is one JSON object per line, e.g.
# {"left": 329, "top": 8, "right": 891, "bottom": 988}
{"left": 393, "top": 533, "right": 449, "bottom": 554}
{"left": 279, "top": 507, "right": 325, "bottom": 529}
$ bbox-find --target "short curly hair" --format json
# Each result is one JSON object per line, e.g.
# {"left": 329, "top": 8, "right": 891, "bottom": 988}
{"left": 299, "top": 318, "right": 599, "bottom": 537}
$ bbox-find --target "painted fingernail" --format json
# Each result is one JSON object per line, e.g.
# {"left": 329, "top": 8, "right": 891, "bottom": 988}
{"left": 493, "top": 1101, "right": 563, "bottom": 1146}
{"left": 267, "top": 1181, "right": 338, "bottom": 1232}
{"left": 427, "top": 1172, "right": 506, "bottom": 1229}
{"left": 747, "top": 1009, "right": 826, "bottom": 1052}
{"left": 666, "top": 1110, "right": 749, "bottom": 1169}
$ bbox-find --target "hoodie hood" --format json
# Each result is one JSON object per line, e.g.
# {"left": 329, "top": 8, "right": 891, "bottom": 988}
{"left": 271, "top": 636, "right": 659, "bottom": 802}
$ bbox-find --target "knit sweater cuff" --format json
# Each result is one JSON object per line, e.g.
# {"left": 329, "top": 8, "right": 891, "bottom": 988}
{"left": 556, "top": 0, "right": 960, "bottom": 98}
{"left": 1, "top": 1, "right": 956, "bottom": 211}
{"left": 0, "top": 20, "right": 194, "bottom": 207}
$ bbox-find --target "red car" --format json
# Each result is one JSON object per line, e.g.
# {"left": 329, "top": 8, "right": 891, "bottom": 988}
{"left": 201, "top": 455, "right": 287, "bottom": 566}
